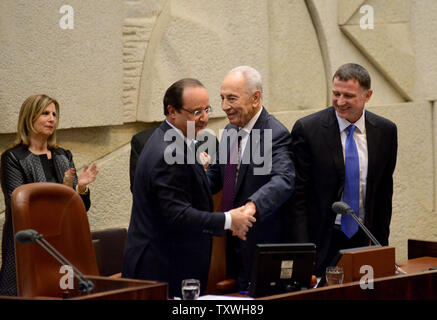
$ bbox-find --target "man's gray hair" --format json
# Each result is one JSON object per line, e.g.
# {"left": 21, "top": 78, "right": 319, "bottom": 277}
{"left": 227, "top": 66, "right": 263, "bottom": 98}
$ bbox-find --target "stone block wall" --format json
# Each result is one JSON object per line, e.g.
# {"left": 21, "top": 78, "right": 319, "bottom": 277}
{"left": 1, "top": 0, "right": 437, "bottom": 265}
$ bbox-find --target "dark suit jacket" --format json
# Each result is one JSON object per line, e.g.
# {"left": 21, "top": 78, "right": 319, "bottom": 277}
{"left": 290, "top": 107, "right": 397, "bottom": 274}
{"left": 207, "top": 107, "right": 298, "bottom": 290}
{"left": 129, "top": 126, "right": 218, "bottom": 191}
{"left": 129, "top": 127, "right": 158, "bottom": 191}
{"left": 122, "top": 121, "right": 225, "bottom": 298}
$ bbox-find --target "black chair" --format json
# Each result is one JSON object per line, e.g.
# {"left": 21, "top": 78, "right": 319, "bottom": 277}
{"left": 91, "top": 228, "right": 127, "bottom": 277}
{"left": 408, "top": 239, "right": 437, "bottom": 259}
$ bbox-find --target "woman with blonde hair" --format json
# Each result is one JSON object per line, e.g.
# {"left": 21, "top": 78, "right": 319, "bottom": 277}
{"left": 0, "top": 94, "right": 99, "bottom": 296}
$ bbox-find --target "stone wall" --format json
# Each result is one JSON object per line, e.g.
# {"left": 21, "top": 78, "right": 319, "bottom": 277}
{"left": 1, "top": 0, "right": 437, "bottom": 265}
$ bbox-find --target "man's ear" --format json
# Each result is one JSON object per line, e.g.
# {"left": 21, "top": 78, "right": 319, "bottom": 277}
{"left": 167, "top": 105, "right": 175, "bottom": 118}
{"left": 365, "top": 89, "right": 373, "bottom": 103}
{"left": 252, "top": 90, "right": 261, "bottom": 105}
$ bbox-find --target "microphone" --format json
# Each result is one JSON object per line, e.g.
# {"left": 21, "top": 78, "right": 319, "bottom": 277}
{"left": 331, "top": 201, "right": 381, "bottom": 246}
{"left": 331, "top": 202, "right": 405, "bottom": 274}
{"left": 15, "top": 229, "right": 41, "bottom": 243}
{"left": 15, "top": 229, "right": 95, "bottom": 293}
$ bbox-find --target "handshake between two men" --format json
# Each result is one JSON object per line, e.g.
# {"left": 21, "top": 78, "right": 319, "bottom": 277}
{"left": 199, "top": 151, "right": 256, "bottom": 241}
{"left": 227, "top": 201, "right": 257, "bottom": 241}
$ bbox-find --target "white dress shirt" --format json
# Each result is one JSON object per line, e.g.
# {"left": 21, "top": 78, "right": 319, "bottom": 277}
{"left": 223, "top": 107, "right": 263, "bottom": 230}
{"left": 334, "top": 110, "right": 368, "bottom": 225}
{"left": 239, "top": 106, "right": 263, "bottom": 156}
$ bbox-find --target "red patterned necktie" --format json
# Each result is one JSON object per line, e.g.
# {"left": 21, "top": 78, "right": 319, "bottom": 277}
{"left": 221, "top": 135, "right": 241, "bottom": 212}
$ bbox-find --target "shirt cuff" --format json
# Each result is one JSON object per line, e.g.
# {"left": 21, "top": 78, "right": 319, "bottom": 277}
{"left": 224, "top": 211, "right": 232, "bottom": 230}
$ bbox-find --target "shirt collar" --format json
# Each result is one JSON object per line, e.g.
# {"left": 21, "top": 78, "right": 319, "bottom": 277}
{"left": 165, "top": 119, "right": 197, "bottom": 146}
{"left": 335, "top": 109, "right": 366, "bottom": 134}
{"left": 239, "top": 106, "right": 263, "bottom": 134}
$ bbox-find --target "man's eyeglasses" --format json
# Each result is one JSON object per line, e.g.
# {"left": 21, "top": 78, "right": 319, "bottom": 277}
{"left": 181, "top": 106, "right": 213, "bottom": 117}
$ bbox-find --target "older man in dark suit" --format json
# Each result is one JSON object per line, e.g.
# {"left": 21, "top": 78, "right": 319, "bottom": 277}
{"left": 122, "top": 78, "right": 256, "bottom": 298}
{"left": 207, "top": 66, "right": 299, "bottom": 291}
{"left": 290, "top": 63, "right": 398, "bottom": 276}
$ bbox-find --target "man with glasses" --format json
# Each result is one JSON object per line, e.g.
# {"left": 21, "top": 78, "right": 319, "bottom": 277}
{"left": 129, "top": 106, "right": 215, "bottom": 190}
{"left": 207, "top": 67, "right": 301, "bottom": 292}
{"left": 122, "top": 78, "right": 256, "bottom": 298}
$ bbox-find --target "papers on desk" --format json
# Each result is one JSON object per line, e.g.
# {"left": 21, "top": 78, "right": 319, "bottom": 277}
{"left": 197, "top": 295, "right": 254, "bottom": 300}
{"left": 315, "top": 277, "right": 322, "bottom": 287}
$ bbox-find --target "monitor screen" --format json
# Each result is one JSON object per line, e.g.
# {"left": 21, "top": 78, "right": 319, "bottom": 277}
{"left": 248, "top": 243, "right": 316, "bottom": 298}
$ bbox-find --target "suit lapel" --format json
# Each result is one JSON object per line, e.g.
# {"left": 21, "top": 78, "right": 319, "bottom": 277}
{"left": 234, "top": 109, "right": 267, "bottom": 196}
{"left": 193, "top": 161, "right": 214, "bottom": 209}
{"left": 323, "top": 108, "right": 345, "bottom": 195}
{"left": 323, "top": 108, "right": 380, "bottom": 206}
{"left": 364, "top": 112, "right": 380, "bottom": 207}
{"left": 161, "top": 120, "right": 214, "bottom": 209}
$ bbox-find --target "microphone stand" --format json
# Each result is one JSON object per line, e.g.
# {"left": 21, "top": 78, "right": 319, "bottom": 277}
{"left": 346, "top": 212, "right": 381, "bottom": 246}
{"left": 20, "top": 232, "right": 94, "bottom": 294}
{"left": 335, "top": 203, "right": 406, "bottom": 274}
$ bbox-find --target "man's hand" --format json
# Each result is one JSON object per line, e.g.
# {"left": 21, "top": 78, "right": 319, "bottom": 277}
{"left": 229, "top": 201, "right": 257, "bottom": 241}
{"left": 199, "top": 152, "right": 211, "bottom": 170}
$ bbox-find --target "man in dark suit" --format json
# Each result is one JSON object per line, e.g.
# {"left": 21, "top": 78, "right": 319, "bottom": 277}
{"left": 207, "top": 66, "right": 298, "bottom": 291}
{"left": 130, "top": 127, "right": 218, "bottom": 191}
{"left": 129, "top": 126, "right": 157, "bottom": 191}
{"left": 290, "top": 63, "right": 398, "bottom": 276}
{"left": 122, "top": 78, "right": 256, "bottom": 298}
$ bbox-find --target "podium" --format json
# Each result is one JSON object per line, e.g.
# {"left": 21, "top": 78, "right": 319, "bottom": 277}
{"left": 336, "top": 246, "right": 396, "bottom": 283}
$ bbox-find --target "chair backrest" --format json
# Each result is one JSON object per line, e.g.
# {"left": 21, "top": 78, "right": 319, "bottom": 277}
{"left": 408, "top": 239, "right": 437, "bottom": 259}
{"left": 91, "top": 228, "right": 127, "bottom": 276}
{"left": 206, "top": 191, "right": 230, "bottom": 294}
{"left": 12, "top": 182, "right": 99, "bottom": 297}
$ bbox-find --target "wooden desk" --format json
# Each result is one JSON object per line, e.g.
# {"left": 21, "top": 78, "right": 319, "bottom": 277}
{"left": 259, "top": 270, "right": 437, "bottom": 300}
{"left": 257, "top": 257, "right": 437, "bottom": 300}
{"left": 397, "top": 256, "right": 437, "bottom": 274}
{"left": 0, "top": 276, "right": 168, "bottom": 300}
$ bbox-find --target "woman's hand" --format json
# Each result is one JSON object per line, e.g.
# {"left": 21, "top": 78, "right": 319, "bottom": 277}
{"left": 63, "top": 168, "right": 75, "bottom": 188}
{"left": 77, "top": 163, "right": 99, "bottom": 192}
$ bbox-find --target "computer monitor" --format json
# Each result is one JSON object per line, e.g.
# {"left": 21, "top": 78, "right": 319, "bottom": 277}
{"left": 248, "top": 243, "right": 316, "bottom": 298}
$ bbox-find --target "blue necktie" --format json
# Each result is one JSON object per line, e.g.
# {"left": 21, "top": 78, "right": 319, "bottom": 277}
{"left": 341, "top": 125, "right": 360, "bottom": 238}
